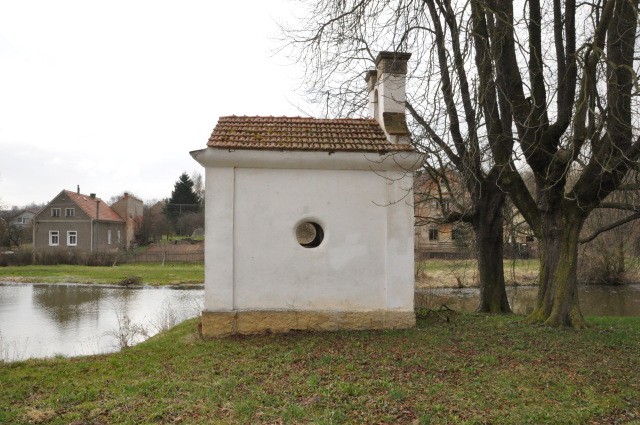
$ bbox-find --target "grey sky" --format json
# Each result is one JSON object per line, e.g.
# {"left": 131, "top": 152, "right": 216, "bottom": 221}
{"left": 0, "top": 0, "right": 312, "bottom": 208}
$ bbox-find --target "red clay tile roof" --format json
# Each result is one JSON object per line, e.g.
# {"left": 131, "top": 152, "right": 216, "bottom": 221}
{"left": 63, "top": 190, "right": 124, "bottom": 222}
{"left": 207, "top": 116, "right": 415, "bottom": 152}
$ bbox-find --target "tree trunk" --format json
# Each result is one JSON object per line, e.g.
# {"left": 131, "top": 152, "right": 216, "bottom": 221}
{"left": 526, "top": 210, "right": 588, "bottom": 328}
{"left": 474, "top": 187, "right": 511, "bottom": 313}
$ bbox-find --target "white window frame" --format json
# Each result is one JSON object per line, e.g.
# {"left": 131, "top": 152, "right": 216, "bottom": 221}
{"left": 107, "top": 230, "right": 112, "bottom": 245}
{"left": 51, "top": 208, "right": 61, "bottom": 217}
{"left": 67, "top": 231, "right": 77, "bottom": 246}
{"left": 65, "top": 208, "right": 75, "bottom": 217}
{"left": 18, "top": 217, "right": 27, "bottom": 224}
{"left": 49, "top": 231, "right": 59, "bottom": 246}
{"left": 117, "top": 230, "right": 121, "bottom": 244}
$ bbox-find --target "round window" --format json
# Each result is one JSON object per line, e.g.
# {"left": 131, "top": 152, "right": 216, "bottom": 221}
{"left": 296, "top": 221, "right": 324, "bottom": 248}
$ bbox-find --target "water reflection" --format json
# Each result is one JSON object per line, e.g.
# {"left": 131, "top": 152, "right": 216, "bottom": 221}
{"left": 0, "top": 283, "right": 203, "bottom": 362}
{"left": 416, "top": 284, "right": 640, "bottom": 317}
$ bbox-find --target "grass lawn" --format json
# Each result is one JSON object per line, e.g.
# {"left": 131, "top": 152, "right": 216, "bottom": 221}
{"left": 0, "top": 260, "right": 533, "bottom": 288}
{"left": 0, "top": 263, "right": 204, "bottom": 286}
{"left": 1, "top": 313, "right": 638, "bottom": 424}
{"left": 415, "top": 258, "right": 541, "bottom": 288}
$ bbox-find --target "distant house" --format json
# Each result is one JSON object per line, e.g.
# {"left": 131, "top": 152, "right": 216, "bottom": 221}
{"left": 111, "top": 193, "right": 144, "bottom": 248}
{"left": 10, "top": 209, "right": 39, "bottom": 228}
{"left": 32, "top": 190, "right": 141, "bottom": 252}
{"left": 414, "top": 171, "right": 470, "bottom": 257}
{"left": 414, "top": 170, "right": 536, "bottom": 258}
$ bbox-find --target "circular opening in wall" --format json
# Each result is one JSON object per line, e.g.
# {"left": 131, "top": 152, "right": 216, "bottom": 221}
{"left": 296, "top": 221, "right": 324, "bottom": 248}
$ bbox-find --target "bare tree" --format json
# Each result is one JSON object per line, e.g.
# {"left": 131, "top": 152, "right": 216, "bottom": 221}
{"left": 176, "top": 211, "right": 205, "bottom": 237}
{"left": 578, "top": 172, "right": 640, "bottom": 284}
{"left": 136, "top": 202, "right": 172, "bottom": 245}
{"left": 491, "top": 0, "right": 640, "bottom": 328}
{"left": 282, "top": 0, "right": 640, "bottom": 327}
{"left": 281, "top": 0, "right": 513, "bottom": 313}
{"left": 108, "top": 191, "right": 141, "bottom": 205}
{"left": 190, "top": 170, "right": 205, "bottom": 208}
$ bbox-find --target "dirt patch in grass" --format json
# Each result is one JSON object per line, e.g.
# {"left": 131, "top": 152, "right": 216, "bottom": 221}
{"left": 24, "top": 407, "right": 55, "bottom": 424}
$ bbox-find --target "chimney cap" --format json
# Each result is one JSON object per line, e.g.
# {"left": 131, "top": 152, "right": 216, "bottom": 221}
{"left": 375, "top": 51, "right": 412, "bottom": 74}
{"left": 365, "top": 69, "right": 378, "bottom": 90}
{"left": 365, "top": 68, "right": 377, "bottom": 81}
{"left": 90, "top": 193, "right": 96, "bottom": 199}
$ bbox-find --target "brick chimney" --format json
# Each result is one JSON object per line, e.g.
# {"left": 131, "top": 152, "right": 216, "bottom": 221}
{"left": 365, "top": 51, "right": 412, "bottom": 144}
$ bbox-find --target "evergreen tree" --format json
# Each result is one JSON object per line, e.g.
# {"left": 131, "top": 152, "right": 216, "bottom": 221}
{"left": 164, "top": 172, "right": 201, "bottom": 227}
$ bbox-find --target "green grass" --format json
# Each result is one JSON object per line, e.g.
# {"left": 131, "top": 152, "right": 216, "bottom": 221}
{"left": 415, "top": 258, "right": 540, "bottom": 272}
{"left": 1, "top": 313, "right": 638, "bottom": 424}
{"left": 0, "top": 263, "right": 204, "bottom": 286}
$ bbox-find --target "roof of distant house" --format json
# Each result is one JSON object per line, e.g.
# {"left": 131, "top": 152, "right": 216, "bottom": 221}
{"left": 9, "top": 209, "right": 39, "bottom": 219}
{"left": 207, "top": 116, "right": 415, "bottom": 153}
{"left": 62, "top": 190, "right": 124, "bottom": 222}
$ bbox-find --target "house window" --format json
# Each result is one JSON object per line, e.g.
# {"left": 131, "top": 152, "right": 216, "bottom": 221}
{"left": 65, "top": 208, "right": 75, "bottom": 217}
{"left": 428, "top": 228, "right": 439, "bottom": 241}
{"left": 67, "top": 231, "right": 77, "bottom": 246}
{"left": 433, "top": 199, "right": 450, "bottom": 212}
{"left": 51, "top": 208, "right": 61, "bottom": 217}
{"left": 18, "top": 217, "right": 27, "bottom": 224}
{"left": 117, "top": 230, "right": 121, "bottom": 244}
{"left": 107, "top": 230, "right": 112, "bottom": 245}
{"left": 49, "top": 231, "right": 59, "bottom": 246}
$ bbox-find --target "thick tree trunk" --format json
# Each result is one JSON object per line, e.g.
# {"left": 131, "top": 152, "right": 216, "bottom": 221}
{"left": 474, "top": 187, "right": 511, "bottom": 313}
{"left": 526, "top": 211, "right": 588, "bottom": 328}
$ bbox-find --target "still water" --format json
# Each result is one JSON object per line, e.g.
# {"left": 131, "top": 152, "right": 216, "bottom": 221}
{"left": 0, "top": 283, "right": 204, "bottom": 362}
{"left": 416, "top": 284, "right": 640, "bottom": 316}
{"left": 2, "top": 283, "right": 638, "bottom": 362}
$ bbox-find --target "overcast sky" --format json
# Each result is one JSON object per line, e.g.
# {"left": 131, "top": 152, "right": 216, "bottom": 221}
{"left": 0, "top": 0, "right": 315, "bottom": 208}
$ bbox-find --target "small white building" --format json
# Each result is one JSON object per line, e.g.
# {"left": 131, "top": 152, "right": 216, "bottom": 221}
{"left": 191, "top": 52, "right": 423, "bottom": 337}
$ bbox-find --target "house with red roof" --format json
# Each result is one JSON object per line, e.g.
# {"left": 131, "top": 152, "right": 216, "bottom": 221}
{"left": 32, "top": 189, "right": 140, "bottom": 252}
{"left": 191, "top": 51, "right": 424, "bottom": 337}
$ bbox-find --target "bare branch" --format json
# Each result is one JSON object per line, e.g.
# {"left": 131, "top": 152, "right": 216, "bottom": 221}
{"left": 579, "top": 212, "right": 640, "bottom": 243}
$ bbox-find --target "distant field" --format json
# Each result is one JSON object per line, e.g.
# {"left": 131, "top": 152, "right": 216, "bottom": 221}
{"left": 2, "top": 256, "right": 638, "bottom": 288}
{"left": 0, "top": 263, "right": 204, "bottom": 286}
{"left": 1, "top": 258, "right": 537, "bottom": 288}
{"left": 0, "top": 259, "right": 536, "bottom": 288}
{"left": 415, "top": 258, "right": 540, "bottom": 288}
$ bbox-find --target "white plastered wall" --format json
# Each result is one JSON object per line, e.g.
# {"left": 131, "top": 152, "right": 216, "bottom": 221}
{"left": 196, "top": 149, "right": 420, "bottom": 314}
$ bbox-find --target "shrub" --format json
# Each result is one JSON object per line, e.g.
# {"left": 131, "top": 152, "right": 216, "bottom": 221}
{"left": 0, "top": 250, "right": 127, "bottom": 267}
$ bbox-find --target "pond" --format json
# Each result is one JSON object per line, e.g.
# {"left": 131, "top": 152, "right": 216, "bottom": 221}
{"left": 0, "top": 283, "right": 204, "bottom": 362}
{"left": 2, "top": 282, "right": 638, "bottom": 362}
{"left": 416, "top": 284, "right": 640, "bottom": 317}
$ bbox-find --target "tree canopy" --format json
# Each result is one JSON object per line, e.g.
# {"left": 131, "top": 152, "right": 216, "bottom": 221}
{"left": 282, "top": 0, "right": 640, "bottom": 327}
{"left": 164, "top": 172, "right": 201, "bottom": 225}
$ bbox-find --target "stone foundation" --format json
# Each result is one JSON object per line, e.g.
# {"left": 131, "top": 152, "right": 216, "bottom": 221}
{"left": 200, "top": 309, "right": 416, "bottom": 338}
